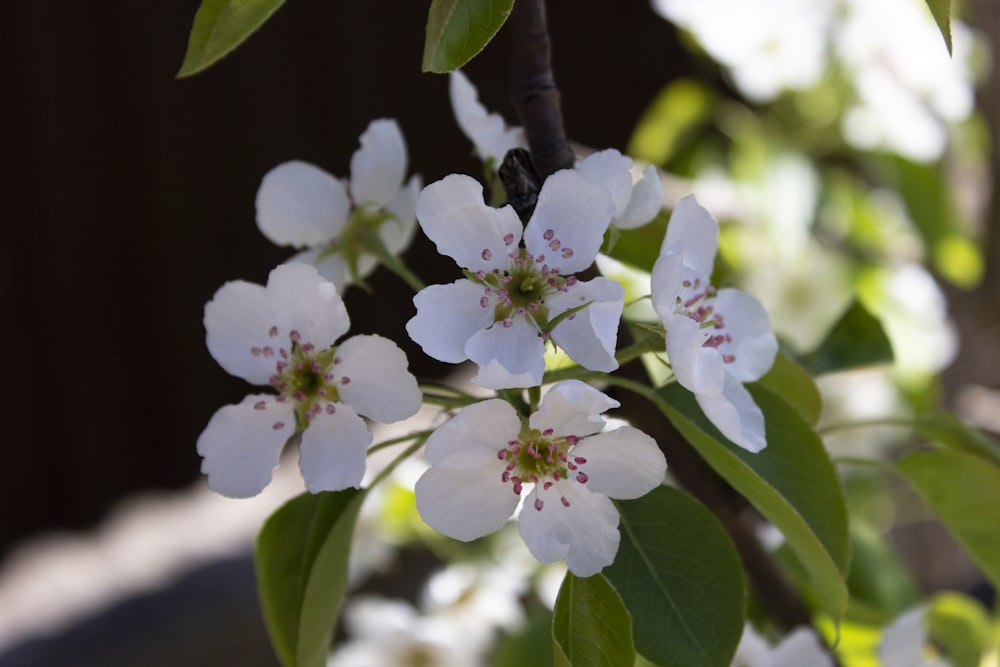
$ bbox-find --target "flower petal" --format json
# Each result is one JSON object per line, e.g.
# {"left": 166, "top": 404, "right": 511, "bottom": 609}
{"left": 298, "top": 403, "right": 372, "bottom": 492}
{"left": 714, "top": 288, "right": 778, "bottom": 383}
{"left": 571, "top": 427, "right": 665, "bottom": 499}
{"left": 465, "top": 317, "right": 546, "bottom": 389}
{"left": 415, "top": 464, "right": 519, "bottom": 541}
{"left": 616, "top": 164, "right": 663, "bottom": 229}
{"left": 265, "top": 262, "right": 350, "bottom": 350}
{"left": 416, "top": 174, "right": 524, "bottom": 273}
{"left": 650, "top": 249, "right": 688, "bottom": 321}
{"left": 349, "top": 118, "right": 407, "bottom": 207}
{"left": 382, "top": 174, "right": 422, "bottom": 255}
{"left": 524, "top": 169, "right": 614, "bottom": 275}
{"left": 770, "top": 628, "right": 834, "bottom": 667}
{"left": 530, "top": 380, "right": 619, "bottom": 439}
{"left": 289, "top": 247, "right": 351, "bottom": 293}
{"left": 407, "top": 279, "right": 495, "bottom": 363}
{"left": 662, "top": 194, "right": 719, "bottom": 278}
{"left": 204, "top": 279, "right": 279, "bottom": 385}
{"left": 695, "top": 372, "right": 768, "bottom": 452}
{"left": 424, "top": 398, "right": 520, "bottom": 468}
{"left": 335, "top": 334, "right": 422, "bottom": 423}
{"left": 665, "top": 313, "right": 725, "bottom": 396}
{"left": 256, "top": 161, "right": 349, "bottom": 247}
{"left": 449, "top": 70, "right": 525, "bottom": 163}
{"left": 518, "top": 482, "right": 620, "bottom": 577}
{"left": 575, "top": 149, "right": 634, "bottom": 218}
{"left": 548, "top": 276, "right": 625, "bottom": 373}
{"left": 196, "top": 394, "right": 295, "bottom": 498}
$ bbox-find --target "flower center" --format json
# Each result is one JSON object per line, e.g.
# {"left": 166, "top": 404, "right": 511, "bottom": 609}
{"left": 674, "top": 275, "right": 736, "bottom": 364}
{"left": 495, "top": 425, "right": 590, "bottom": 511}
{"left": 250, "top": 327, "right": 351, "bottom": 429}
{"left": 469, "top": 236, "right": 578, "bottom": 336}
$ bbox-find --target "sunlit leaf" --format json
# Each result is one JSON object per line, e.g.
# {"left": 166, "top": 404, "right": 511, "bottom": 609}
{"left": 657, "top": 383, "right": 850, "bottom": 622}
{"left": 256, "top": 489, "right": 366, "bottom": 667}
{"left": 604, "top": 486, "right": 745, "bottom": 666}
{"left": 914, "top": 412, "right": 1000, "bottom": 467}
{"left": 896, "top": 450, "right": 1000, "bottom": 590}
{"left": 926, "top": 593, "right": 994, "bottom": 667}
{"left": 627, "top": 79, "right": 715, "bottom": 166}
{"left": 552, "top": 574, "right": 635, "bottom": 667}
{"left": 177, "top": 0, "right": 285, "bottom": 77}
{"left": 923, "top": 0, "right": 953, "bottom": 55}
{"left": 422, "top": 0, "right": 515, "bottom": 73}
{"left": 800, "top": 300, "right": 893, "bottom": 375}
{"left": 756, "top": 352, "right": 822, "bottom": 426}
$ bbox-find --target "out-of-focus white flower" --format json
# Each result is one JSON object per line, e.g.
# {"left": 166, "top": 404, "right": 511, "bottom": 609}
{"left": 837, "top": 0, "right": 975, "bottom": 162}
{"left": 415, "top": 381, "right": 666, "bottom": 576}
{"left": 197, "top": 263, "right": 422, "bottom": 498}
{"left": 406, "top": 171, "right": 623, "bottom": 389}
{"left": 329, "top": 596, "right": 487, "bottom": 667}
{"left": 732, "top": 625, "right": 833, "bottom": 667}
{"left": 651, "top": 196, "right": 778, "bottom": 452}
{"left": 576, "top": 149, "right": 663, "bottom": 230}
{"left": 651, "top": 0, "right": 834, "bottom": 102}
{"left": 878, "top": 606, "right": 949, "bottom": 667}
{"left": 256, "top": 119, "right": 421, "bottom": 290}
{"left": 450, "top": 70, "right": 527, "bottom": 168}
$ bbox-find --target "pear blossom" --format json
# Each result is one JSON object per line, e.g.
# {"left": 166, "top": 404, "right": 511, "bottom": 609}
{"left": 576, "top": 148, "right": 663, "bottom": 229}
{"left": 415, "top": 381, "right": 666, "bottom": 577}
{"left": 406, "top": 170, "right": 624, "bottom": 389}
{"left": 197, "top": 262, "right": 422, "bottom": 498}
{"left": 651, "top": 195, "right": 777, "bottom": 452}
{"left": 255, "top": 119, "right": 421, "bottom": 291}
{"left": 449, "top": 70, "right": 526, "bottom": 167}
{"left": 878, "top": 606, "right": 948, "bottom": 667}
{"left": 732, "top": 625, "right": 833, "bottom": 667}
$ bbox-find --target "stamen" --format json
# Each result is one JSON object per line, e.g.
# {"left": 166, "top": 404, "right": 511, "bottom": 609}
{"left": 481, "top": 248, "right": 492, "bottom": 261}
{"left": 250, "top": 347, "right": 262, "bottom": 357}
{"left": 561, "top": 496, "right": 571, "bottom": 507}
{"left": 269, "top": 326, "right": 278, "bottom": 337}
{"left": 576, "top": 472, "right": 589, "bottom": 484}
{"left": 272, "top": 422, "right": 285, "bottom": 430}
{"left": 289, "top": 330, "right": 301, "bottom": 342}
{"left": 543, "top": 229, "right": 554, "bottom": 241}
{"left": 561, "top": 248, "right": 573, "bottom": 258}
{"left": 253, "top": 401, "right": 266, "bottom": 410}
{"left": 534, "top": 498, "right": 544, "bottom": 511}
{"left": 503, "top": 233, "right": 515, "bottom": 246}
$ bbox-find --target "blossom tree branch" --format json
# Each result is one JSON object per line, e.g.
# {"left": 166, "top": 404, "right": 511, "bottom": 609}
{"left": 505, "top": 0, "right": 813, "bottom": 634}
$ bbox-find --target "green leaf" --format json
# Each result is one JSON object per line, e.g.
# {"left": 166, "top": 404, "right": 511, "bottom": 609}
{"left": 627, "top": 79, "right": 716, "bottom": 166}
{"left": 422, "top": 0, "right": 515, "bottom": 73}
{"left": 255, "top": 489, "right": 366, "bottom": 667}
{"left": 926, "top": 592, "right": 994, "bottom": 667}
{"left": 923, "top": 0, "right": 953, "bottom": 55}
{"left": 914, "top": 412, "right": 1000, "bottom": 468}
{"left": 896, "top": 450, "right": 1000, "bottom": 590}
{"left": 656, "top": 383, "right": 851, "bottom": 622}
{"left": 605, "top": 208, "right": 669, "bottom": 273}
{"left": 604, "top": 486, "right": 745, "bottom": 667}
{"left": 800, "top": 300, "right": 893, "bottom": 375}
{"left": 845, "top": 521, "right": 921, "bottom": 624}
{"left": 756, "top": 352, "right": 822, "bottom": 426}
{"left": 495, "top": 611, "right": 556, "bottom": 667}
{"left": 552, "top": 574, "right": 635, "bottom": 667}
{"left": 178, "top": 0, "right": 285, "bottom": 77}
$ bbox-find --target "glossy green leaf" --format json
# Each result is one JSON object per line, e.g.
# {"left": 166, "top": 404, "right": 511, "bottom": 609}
{"left": 914, "top": 412, "right": 1000, "bottom": 467}
{"left": 553, "top": 574, "right": 634, "bottom": 667}
{"left": 896, "top": 450, "right": 1000, "bottom": 590}
{"left": 845, "top": 521, "right": 921, "bottom": 624}
{"left": 422, "top": 0, "right": 514, "bottom": 73}
{"left": 256, "top": 489, "right": 366, "bottom": 667}
{"left": 605, "top": 208, "right": 669, "bottom": 273}
{"left": 756, "top": 352, "right": 822, "bottom": 426}
{"left": 923, "top": 0, "right": 952, "bottom": 55}
{"left": 656, "top": 383, "right": 850, "bottom": 621}
{"left": 800, "top": 300, "right": 893, "bottom": 375}
{"left": 177, "top": 0, "right": 285, "bottom": 77}
{"left": 604, "top": 486, "right": 745, "bottom": 667}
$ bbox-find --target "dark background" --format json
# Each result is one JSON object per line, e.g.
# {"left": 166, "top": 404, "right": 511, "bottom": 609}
{"left": 0, "top": 0, "right": 693, "bottom": 556}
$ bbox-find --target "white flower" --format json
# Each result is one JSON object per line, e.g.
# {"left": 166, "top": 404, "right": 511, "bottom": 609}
{"left": 406, "top": 170, "right": 624, "bottom": 389}
{"left": 732, "top": 625, "right": 833, "bottom": 667}
{"left": 450, "top": 70, "right": 526, "bottom": 167}
{"left": 255, "top": 119, "right": 421, "bottom": 291}
{"left": 878, "top": 606, "right": 948, "bottom": 667}
{"left": 651, "top": 195, "right": 777, "bottom": 452}
{"left": 576, "top": 148, "right": 663, "bottom": 230}
{"left": 414, "top": 381, "right": 666, "bottom": 577}
{"left": 197, "top": 263, "right": 422, "bottom": 498}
